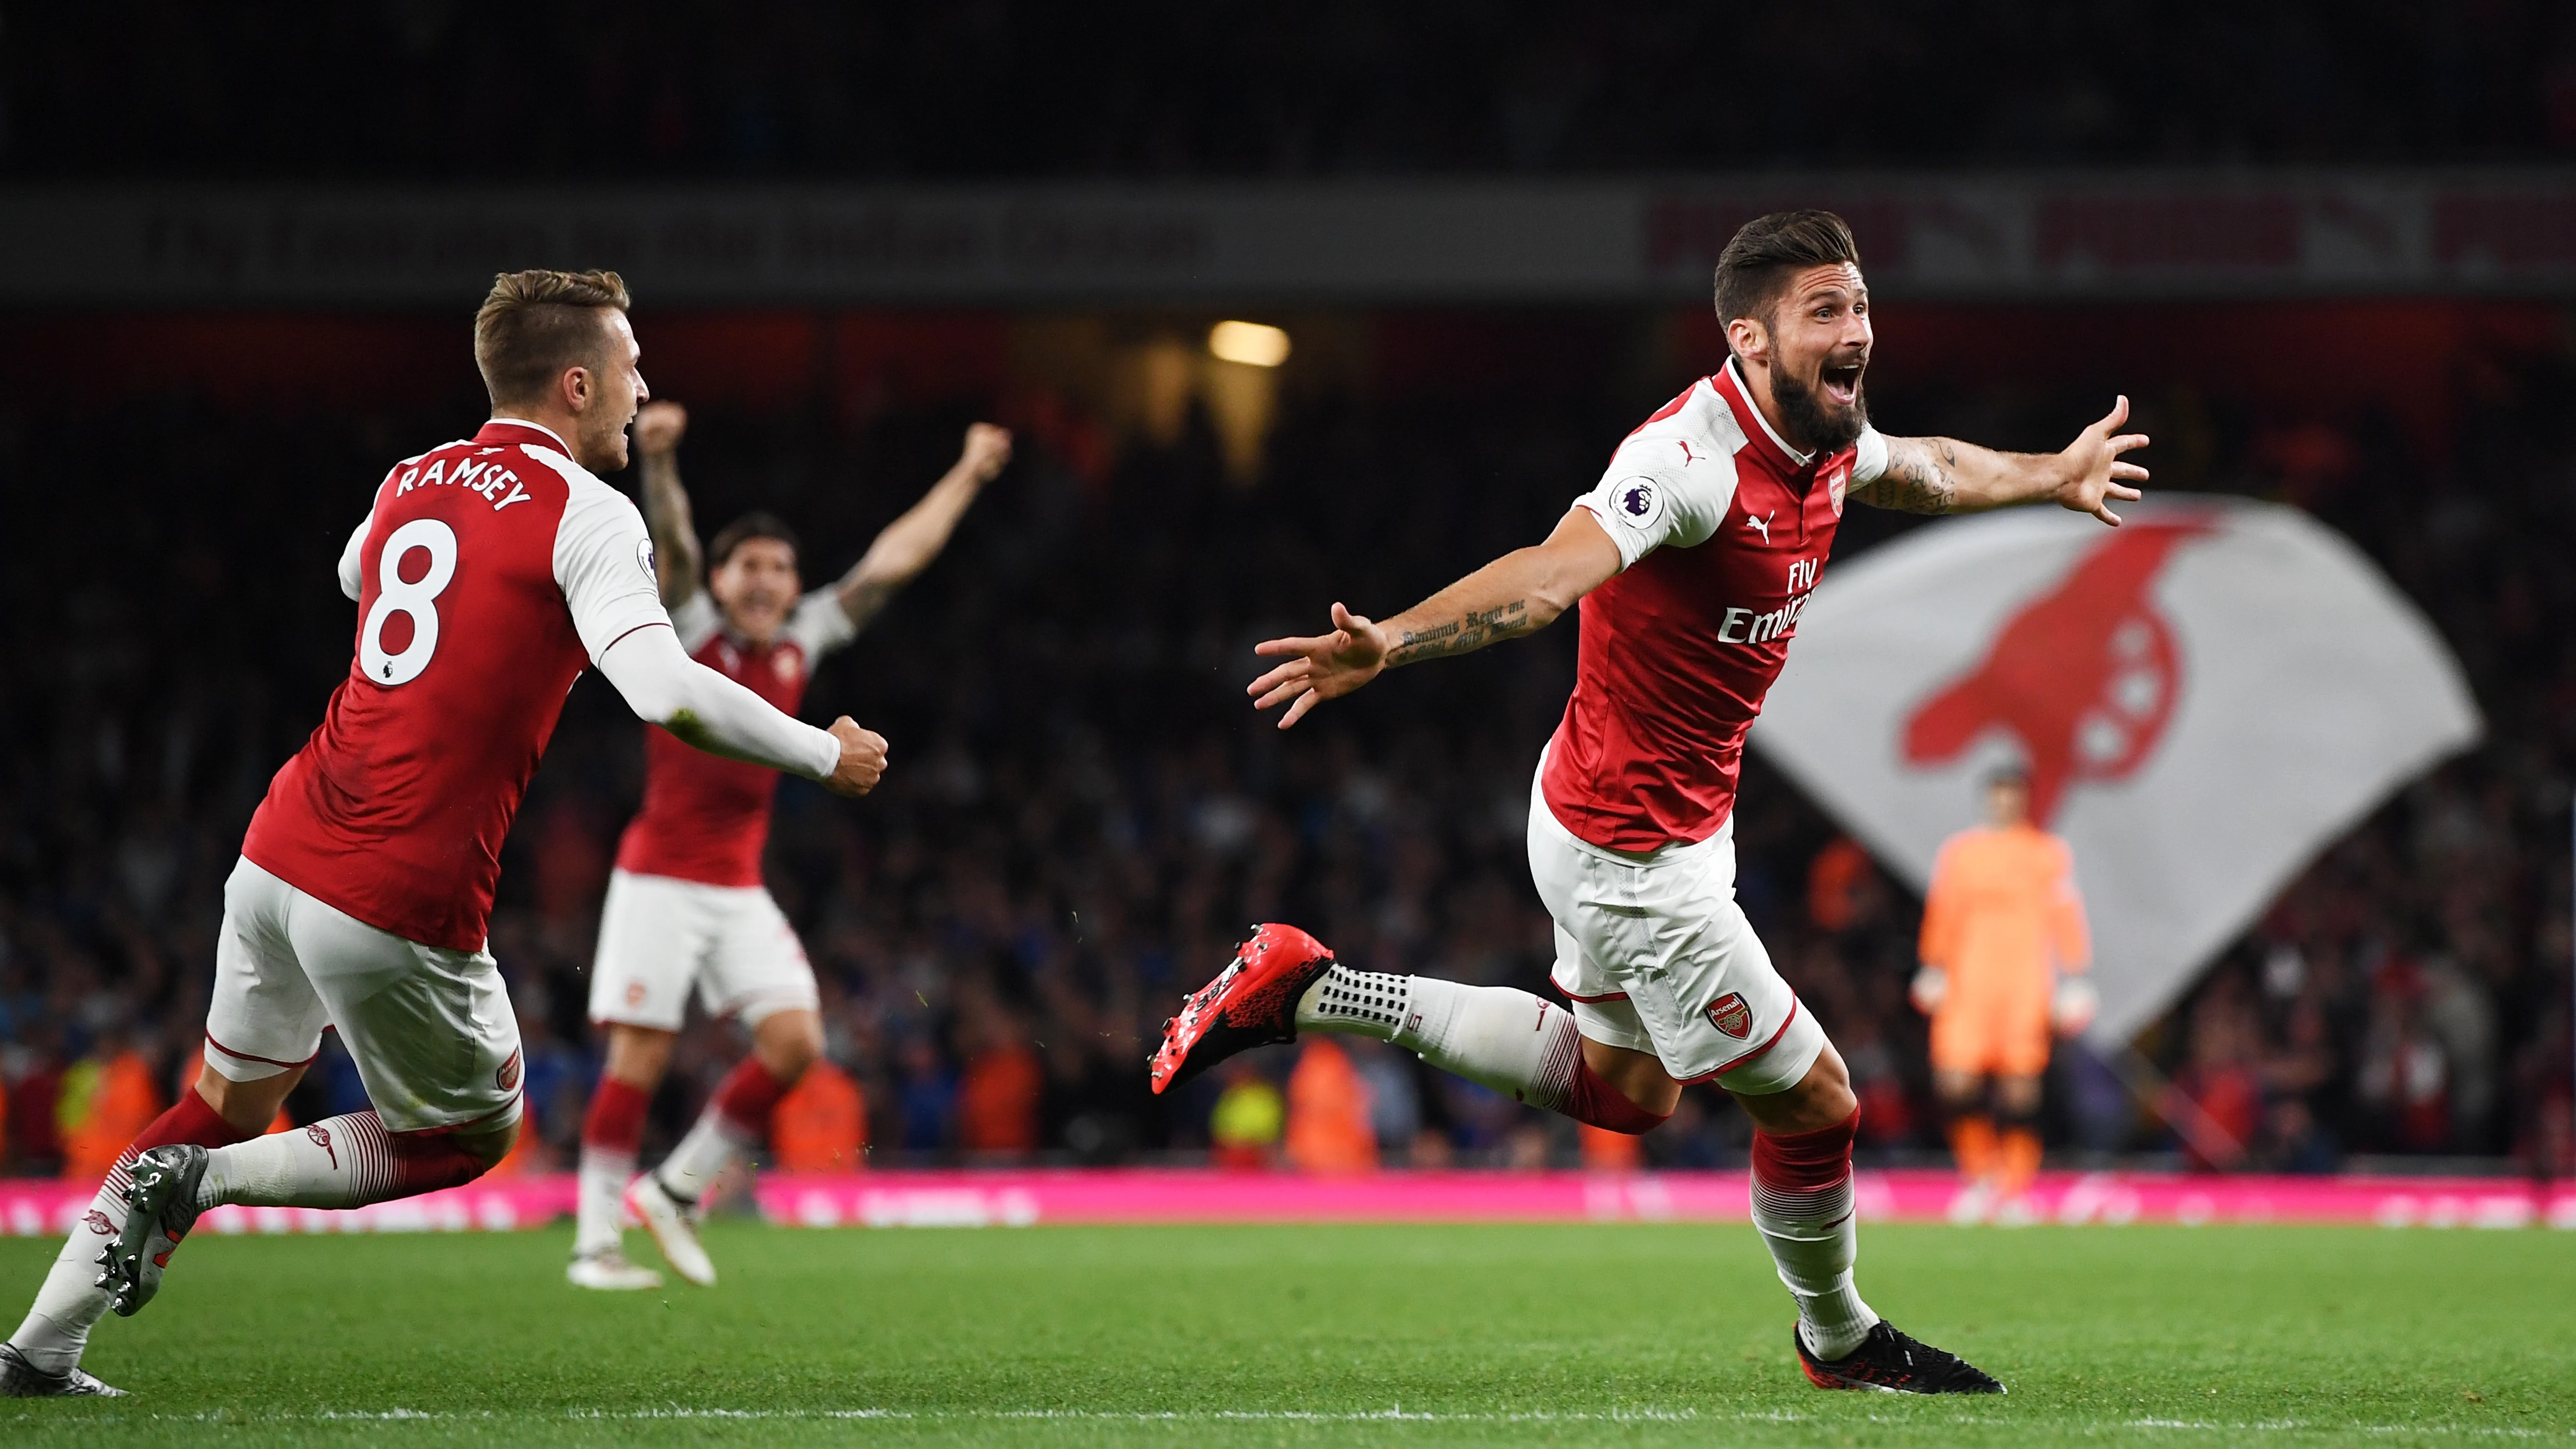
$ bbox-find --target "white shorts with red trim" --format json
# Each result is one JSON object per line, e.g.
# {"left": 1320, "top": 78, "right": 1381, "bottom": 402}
{"left": 587, "top": 869, "right": 819, "bottom": 1033}
{"left": 1527, "top": 767, "right": 1824, "bottom": 1096}
{"left": 204, "top": 857, "right": 524, "bottom": 1133}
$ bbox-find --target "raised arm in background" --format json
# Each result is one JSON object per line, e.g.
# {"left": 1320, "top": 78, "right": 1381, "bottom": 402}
{"left": 1246, "top": 506, "right": 1624, "bottom": 729}
{"left": 832, "top": 422, "right": 1013, "bottom": 631}
{"left": 1858, "top": 396, "right": 2150, "bottom": 526}
{"left": 632, "top": 401, "right": 703, "bottom": 607}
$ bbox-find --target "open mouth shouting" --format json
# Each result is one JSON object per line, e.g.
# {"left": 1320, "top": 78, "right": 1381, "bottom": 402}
{"left": 1821, "top": 358, "right": 1865, "bottom": 408}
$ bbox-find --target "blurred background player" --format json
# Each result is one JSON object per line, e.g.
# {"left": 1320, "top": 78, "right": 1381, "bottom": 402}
{"left": 1911, "top": 767, "right": 2097, "bottom": 1225}
{"left": 569, "top": 403, "right": 1010, "bottom": 1291}
{"left": 1155, "top": 210, "right": 2148, "bottom": 1395}
{"left": 0, "top": 269, "right": 887, "bottom": 1398}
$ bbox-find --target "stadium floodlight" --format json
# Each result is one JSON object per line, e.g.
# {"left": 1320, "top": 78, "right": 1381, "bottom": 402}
{"left": 1207, "top": 320, "right": 1291, "bottom": 367}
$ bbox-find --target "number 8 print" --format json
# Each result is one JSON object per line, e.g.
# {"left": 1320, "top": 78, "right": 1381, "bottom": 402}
{"left": 359, "top": 518, "right": 458, "bottom": 686}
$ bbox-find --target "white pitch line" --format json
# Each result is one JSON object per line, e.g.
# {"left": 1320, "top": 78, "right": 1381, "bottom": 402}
{"left": 10, "top": 1406, "right": 2570, "bottom": 1437}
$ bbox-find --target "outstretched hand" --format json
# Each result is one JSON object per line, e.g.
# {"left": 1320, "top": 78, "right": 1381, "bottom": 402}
{"left": 2055, "top": 396, "right": 2150, "bottom": 526}
{"left": 1247, "top": 602, "right": 1390, "bottom": 729}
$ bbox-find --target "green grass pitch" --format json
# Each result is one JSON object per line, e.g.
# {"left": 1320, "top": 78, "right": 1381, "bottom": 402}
{"left": 3, "top": 1217, "right": 2570, "bottom": 1446}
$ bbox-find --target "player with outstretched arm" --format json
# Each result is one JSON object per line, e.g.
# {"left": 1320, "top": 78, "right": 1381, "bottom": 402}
{"left": 0, "top": 270, "right": 887, "bottom": 1399}
{"left": 1150, "top": 211, "right": 2148, "bottom": 1395}
{"left": 569, "top": 403, "right": 1009, "bottom": 1291}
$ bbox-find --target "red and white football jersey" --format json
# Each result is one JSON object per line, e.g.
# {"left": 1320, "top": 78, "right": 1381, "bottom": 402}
{"left": 1541, "top": 359, "right": 1889, "bottom": 853}
{"left": 242, "top": 419, "right": 669, "bottom": 950}
{"left": 613, "top": 586, "right": 855, "bottom": 888}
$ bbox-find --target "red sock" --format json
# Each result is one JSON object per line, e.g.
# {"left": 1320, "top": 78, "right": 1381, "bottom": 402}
{"left": 1566, "top": 1058, "right": 1673, "bottom": 1136}
{"left": 710, "top": 1058, "right": 793, "bottom": 1137}
{"left": 1751, "top": 1108, "right": 1860, "bottom": 1219}
{"left": 384, "top": 1123, "right": 493, "bottom": 1195}
{"left": 105, "top": 1087, "right": 254, "bottom": 1196}
{"left": 582, "top": 1077, "right": 650, "bottom": 1155}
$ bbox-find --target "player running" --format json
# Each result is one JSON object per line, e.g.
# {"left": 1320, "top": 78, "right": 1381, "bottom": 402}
{"left": 569, "top": 403, "right": 1009, "bottom": 1291}
{"left": 1152, "top": 210, "right": 2148, "bottom": 1395}
{"left": 1912, "top": 765, "right": 2097, "bottom": 1225}
{"left": 0, "top": 270, "right": 888, "bottom": 1399}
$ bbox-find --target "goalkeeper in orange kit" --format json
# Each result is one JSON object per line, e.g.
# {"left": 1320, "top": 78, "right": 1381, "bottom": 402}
{"left": 1911, "top": 766, "right": 2096, "bottom": 1224}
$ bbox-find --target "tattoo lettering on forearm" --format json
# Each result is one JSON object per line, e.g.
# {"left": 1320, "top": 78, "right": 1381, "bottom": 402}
{"left": 1855, "top": 437, "right": 1960, "bottom": 515}
{"left": 1387, "top": 599, "right": 1530, "bottom": 666}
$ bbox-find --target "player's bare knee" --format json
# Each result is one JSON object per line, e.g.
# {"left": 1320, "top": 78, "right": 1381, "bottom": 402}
{"left": 602, "top": 1023, "right": 677, "bottom": 1090}
{"left": 195, "top": 1061, "right": 303, "bottom": 1138}
{"left": 1770, "top": 1046, "right": 1858, "bottom": 1130}
{"left": 751, "top": 1008, "right": 823, "bottom": 1082}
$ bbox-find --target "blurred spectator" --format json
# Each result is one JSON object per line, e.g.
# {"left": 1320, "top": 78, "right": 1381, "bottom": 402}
{"left": 955, "top": 1009, "right": 1043, "bottom": 1159}
{"left": 2163, "top": 989, "right": 2262, "bottom": 1173}
{"left": 893, "top": 1037, "right": 959, "bottom": 1154}
{"left": 56, "top": 1021, "right": 160, "bottom": 1183}
{"left": 4, "top": 1023, "right": 67, "bottom": 1176}
{"left": 1208, "top": 1064, "right": 1283, "bottom": 1172}
{"left": 773, "top": 1059, "right": 868, "bottom": 1173}
{"left": 1284, "top": 1039, "right": 1375, "bottom": 1176}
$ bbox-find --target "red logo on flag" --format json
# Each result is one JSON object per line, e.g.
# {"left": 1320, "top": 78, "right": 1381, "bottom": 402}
{"left": 1902, "top": 520, "right": 2213, "bottom": 824}
{"left": 1706, "top": 991, "right": 1753, "bottom": 1040}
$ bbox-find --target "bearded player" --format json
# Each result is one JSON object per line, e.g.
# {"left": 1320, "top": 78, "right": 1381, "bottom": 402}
{"left": 1152, "top": 211, "right": 2148, "bottom": 1394}
{"left": 0, "top": 270, "right": 887, "bottom": 1399}
{"left": 569, "top": 404, "right": 1009, "bottom": 1291}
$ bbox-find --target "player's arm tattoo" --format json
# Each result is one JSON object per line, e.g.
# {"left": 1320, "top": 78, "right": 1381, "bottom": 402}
{"left": 638, "top": 452, "right": 705, "bottom": 607}
{"left": 1854, "top": 436, "right": 1961, "bottom": 515}
{"left": 1385, "top": 599, "right": 1531, "bottom": 667}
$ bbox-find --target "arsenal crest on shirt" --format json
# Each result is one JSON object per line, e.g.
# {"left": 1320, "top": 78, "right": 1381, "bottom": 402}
{"left": 1705, "top": 991, "right": 1753, "bottom": 1040}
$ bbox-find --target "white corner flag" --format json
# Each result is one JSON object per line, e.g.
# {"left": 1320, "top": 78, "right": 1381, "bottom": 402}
{"left": 1752, "top": 496, "right": 2482, "bottom": 1043}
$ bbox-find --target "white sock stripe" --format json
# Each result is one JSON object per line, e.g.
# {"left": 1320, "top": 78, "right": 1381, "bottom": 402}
{"left": 1528, "top": 1004, "right": 1583, "bottom": 1113}
{"left": 1751, "top": 1177, "right": 1854, "bottom": 1227}
{"left": 334, "top": 1112, "right": 400, "bottom": 1201}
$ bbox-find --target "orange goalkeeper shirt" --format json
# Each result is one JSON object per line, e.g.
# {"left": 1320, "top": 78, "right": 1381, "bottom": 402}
{"left": 1919, "top": 823, "right": 2090, "bottom": 1044}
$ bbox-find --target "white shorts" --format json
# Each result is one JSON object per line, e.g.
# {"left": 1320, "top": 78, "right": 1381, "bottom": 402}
{"left": 588, "top": 869, "right": 819, "bottom": 1033}
{"left": 1527, "top": 766, "right": 1825, "bottom": 1096}
{"left": 204, "top": 857, "right": 524, "bottom": 1134}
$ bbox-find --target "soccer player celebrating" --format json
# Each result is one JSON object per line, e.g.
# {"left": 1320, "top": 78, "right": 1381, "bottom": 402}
{"left": 1911, "top": 765, "right": 2097, "bottom": 1225}
{"left": 0, "top": 270, "right": 889, "bottom": 1399}
{"left": 1153, "top": 211, "right": 2148, "bottom": 1395}
{"left": 568, "top": 404, "right": 1009, "bottom": 1291}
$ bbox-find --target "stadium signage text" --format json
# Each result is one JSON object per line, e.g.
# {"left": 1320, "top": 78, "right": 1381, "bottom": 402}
{"left": 4, "top": 172, "right": 2572, "bottom": 306}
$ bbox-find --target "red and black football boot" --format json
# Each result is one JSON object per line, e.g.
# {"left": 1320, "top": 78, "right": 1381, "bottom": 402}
{"left": 1148, "top": 923, "right": 1338, "bottom": 1095}
{"left": 1794, "top": 1321, "right": 2004, "bottom": 1394}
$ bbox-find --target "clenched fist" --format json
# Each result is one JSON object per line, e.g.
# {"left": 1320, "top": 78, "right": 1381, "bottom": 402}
{"left": 633, "top": 400, "right": 689, "bottom": 458}
{"left": 825, "top": 716, "right": 888, "bottom": 797}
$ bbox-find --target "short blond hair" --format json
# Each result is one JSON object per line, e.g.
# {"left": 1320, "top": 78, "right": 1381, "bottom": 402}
{"left": 472, "top": 269, "right": 631, "bottom": 408}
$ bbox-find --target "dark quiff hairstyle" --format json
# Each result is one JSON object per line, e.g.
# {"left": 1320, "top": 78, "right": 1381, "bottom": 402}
{"left": 1711, "top": 211, "right": 1862, "bottom": 342}
{"left": 472, "top": 269, "right": 631, "bottom": 408}
{"left": 709, "top": 511, "right": 801, "bottom": 570}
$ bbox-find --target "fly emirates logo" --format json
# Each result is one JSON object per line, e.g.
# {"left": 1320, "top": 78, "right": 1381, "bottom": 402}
{"left": 1715, "top": 556, "right": 1821, "bottom": 646}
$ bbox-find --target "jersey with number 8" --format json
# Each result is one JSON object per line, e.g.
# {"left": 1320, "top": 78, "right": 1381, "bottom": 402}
{"left": 242, "top": 420, "right": 670, "bottom": 952}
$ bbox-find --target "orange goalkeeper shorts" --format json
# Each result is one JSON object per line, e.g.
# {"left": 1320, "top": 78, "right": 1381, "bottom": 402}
{"left": 1928, "top": 1009, "right": 2051, "bottom": 1078}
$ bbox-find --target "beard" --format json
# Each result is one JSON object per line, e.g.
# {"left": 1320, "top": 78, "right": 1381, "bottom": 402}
{"left": 1771, "top": 359, "right": 1869, "bottom": 456}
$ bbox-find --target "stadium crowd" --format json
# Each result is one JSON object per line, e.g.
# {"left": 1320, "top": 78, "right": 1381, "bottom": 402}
{"left": 0, "top": 325, "right": 2570, "bottom": 1182}
{"left": 9, "top": 1, "right": 2576, "bottom": 179}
